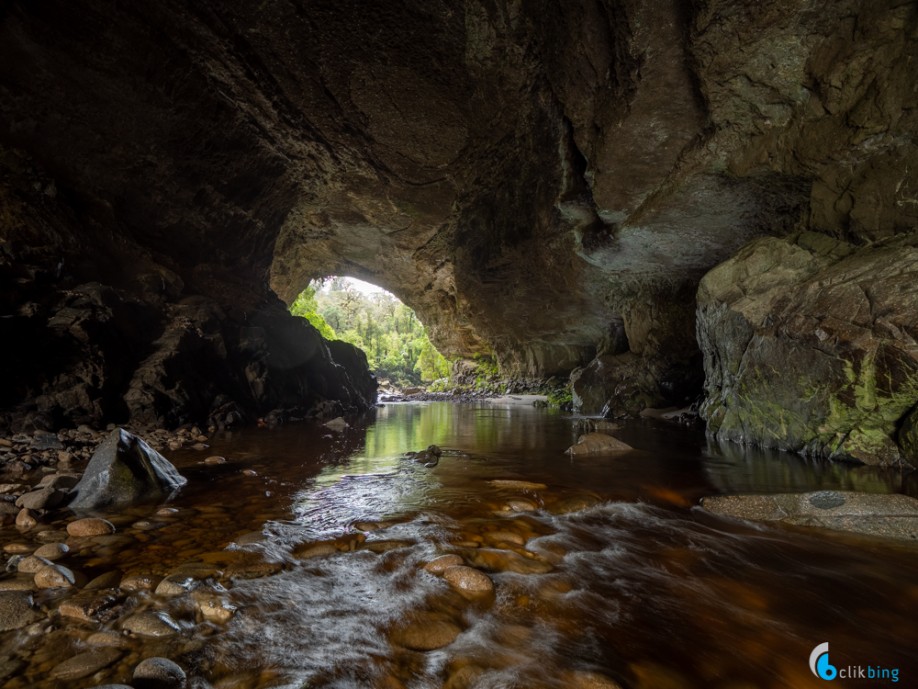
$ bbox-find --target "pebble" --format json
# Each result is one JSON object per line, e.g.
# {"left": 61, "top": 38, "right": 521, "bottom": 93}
{"left": 122, "top": 610, "right": 181, "bottom": 637}
{"left": 391, "top": 613, "right": 462, "bottom": 651}
{"left": 17, "top": 555, "right": 53, "bottom": 574}
{"left": 57, "top": 590, "right": 120, "bottom": 623}
{"left": 0, "top": 591, "right": 42, "bottom": 631}
{"left": 466, "top": 548, "right": 553, "bottom": 575}
{"left": 242, "top": 469, "right": 258, "bottom": 476}
{"left": 34, "top": 563, "right": 78, "bottom": 589}
{"left": 442, "top": 566, "right": 495, "bottom": 597}
{"left": 15, "top": 508, "right": 38, "bottom": 529}
{"left": 133, "top": 656, "right": 187, "bottom": 689}
{"left": 485, "top": 530, "right": 527, "bottom": 546}
{"left": 423, "top": 554, "right": 464, "bottom": 574}
{"left": 36, "top": 473, "right": 79, "bottom": 490}
{"left": 0, "top": 577, "right": 35, "bottom": 591}
{"left": 50, "top": 648, "right": 122, "bottom": 680}
{"left": 121, "top": 572, "right": 163, "bottom": 592}
{"left": 155, "top": 573, "right": 198, "bottom": 597}
{"left": 293, "top": 543, "right": 338, "bottom": 559}
{"left": 15, "top": 486, "right": 66, "bottom": 510}
{"left": 35, "top": 528, "right": 69, "bottom": 542}
{"left": 33, "top": 542, "right": 69, "bottom": 561}
{"left": 191, "top": 589, "right": 236, "bottom": 623}
{"left": 86, "top": 630, "right": 131, "bottom": 648}
{"left": 68, "top": 517, "right": 116, "bottom": 537}
{"left": 3, "top": 542, "right": 32, "bottom": 554}
{"left": 204, "top": 455, "right": 226, "bottom": 464}
{"left": 85, "top": 570, "right": 123, "bottom": 589}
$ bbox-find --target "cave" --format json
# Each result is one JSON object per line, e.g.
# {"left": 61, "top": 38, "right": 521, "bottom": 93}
{"left": 1, "top": 2, "right": 918, "bottom": 686}
{"left": 2, "top": 0, "right": 915, "bottom": 466}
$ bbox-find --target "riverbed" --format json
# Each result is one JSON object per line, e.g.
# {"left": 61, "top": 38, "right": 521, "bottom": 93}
{"left": 1, "top": 401, "right": 916, "bottom": 688}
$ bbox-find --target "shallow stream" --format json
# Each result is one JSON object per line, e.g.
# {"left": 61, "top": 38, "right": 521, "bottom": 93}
{"left": 2, "top": 401, "right": 916, "bottom": 688}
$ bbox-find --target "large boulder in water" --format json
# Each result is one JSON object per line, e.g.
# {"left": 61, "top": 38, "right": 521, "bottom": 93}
{"left": 68, "top": 429, "right": 186, "bottom": 510}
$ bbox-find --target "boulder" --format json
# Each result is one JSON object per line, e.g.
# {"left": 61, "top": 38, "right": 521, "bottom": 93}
{"left": 697, "top": 233, "right": 918, "bottom": 467}
{"left": 68, "top": 429, "right": 187, "bottom": 510}
{"left": 566, "top": 432, "right": 633, "bottom": 455}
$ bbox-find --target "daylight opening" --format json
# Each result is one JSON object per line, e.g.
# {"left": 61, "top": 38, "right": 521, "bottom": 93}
{"left": 289, "top": 277, "right": 450, "bottom": 388}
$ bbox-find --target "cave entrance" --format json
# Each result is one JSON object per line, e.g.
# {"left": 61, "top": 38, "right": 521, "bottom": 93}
{"left": 289, "top": 277, "right": 450, "bottom": 389}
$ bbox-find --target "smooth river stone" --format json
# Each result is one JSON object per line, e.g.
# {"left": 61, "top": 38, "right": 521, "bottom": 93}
{"left": 442, "top": 566, "right": 494, "bottom": 597}
{"left": 133, "top": 656, "right": 187, "bottom": 689}
{"left": 15, "top": 508, "right": 38, "bottom": 529}
{"left": 0, "top": 591, "right": 41, "bottom": 631}
{"left": 34, "top": 563, "right": 77, "bottom": 589}
{"left": 191, "top": 590, "right": 236, "bottom": 623}
{"left": 17, "top": 555, "right": 53, "bottom": 574}
{"left": 67, "top": 517, "right": 116, "bottom": 537}
{"left": 121, "top": 572, "right": 162, "bottom": 592}
{"left": 154, "top": 573, "right": 198, "bottom": 597}
{"left": 121, "top": 610, "right": 181, "bottom": 637}
{"left": 484, "top": 530, "right": 526, "bottom": 546}
{"left": 391, "top": 613, "right": 462, "bottom": 651}
{"left": 33, "top": 542, "right": 69, "bottom": 561}
{"left": 50, "top": 648, "right": 122, "bottom": 681}
{"left": 465, "top": 548, "right": 553, "bottom": 575}
{"left": 0, "top": 577, "right": 35, "bottom": 592}
{"left": 423, "top": 554, "right": 464, "bottom": 574}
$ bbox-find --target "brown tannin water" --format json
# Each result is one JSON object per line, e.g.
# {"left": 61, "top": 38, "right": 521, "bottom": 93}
{"left": 1, "top": 401, "right": 916, "bottom": 688}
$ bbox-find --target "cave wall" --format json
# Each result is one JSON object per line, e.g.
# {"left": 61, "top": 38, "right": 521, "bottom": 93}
{"left": 0, "top": 0, "right": 915, "bottom": 456}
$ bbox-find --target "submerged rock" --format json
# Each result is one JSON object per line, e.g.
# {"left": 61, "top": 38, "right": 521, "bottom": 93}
{"left": 68, "top": 428, "right": 187, "bottom": 510}
{"left": 50, "top": 648, "right": 122, "bottom": 681}
{"left": 442, "top": 565, "right": 495, "bottom": 597}
{"left": 0, "top": 591, "right": 41, "bottom": 632}
{"left": 701, "top": 491, "right": 918, "bottom": 541}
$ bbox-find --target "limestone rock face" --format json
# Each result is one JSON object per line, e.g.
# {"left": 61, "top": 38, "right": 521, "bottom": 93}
{"left": 0, "top": 1, "right": 915, "bottom": 431}
{"left": 68, "top": 429, "right": 187, "bottom": 509}
{"left": 697, "top": 233, "right": 918, "bottom": 466}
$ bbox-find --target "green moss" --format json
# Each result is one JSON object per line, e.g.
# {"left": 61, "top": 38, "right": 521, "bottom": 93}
{"left": 546, "top": 387, "right": 573, "bottom": 409}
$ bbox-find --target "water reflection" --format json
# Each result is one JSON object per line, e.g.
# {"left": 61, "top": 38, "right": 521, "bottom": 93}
{"left": 3, "top": 401, "right": 915, "bottom": 689}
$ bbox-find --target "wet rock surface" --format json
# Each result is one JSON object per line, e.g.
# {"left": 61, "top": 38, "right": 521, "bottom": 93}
{"left": 68, "top": 429, "right": 187, "bottom": 510}
{"left": 698, "top": 232, "right": 918, "bottom": 466}
{"left": 701, "top": 491, "right": 918, "bottom": 540}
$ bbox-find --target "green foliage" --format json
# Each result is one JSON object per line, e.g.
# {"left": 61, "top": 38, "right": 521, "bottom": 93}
{"left": 289, "top": 279, "right": 451, "bottom": 386}
{"left": 289, "top": 285, "right": 337, "bottom": 340}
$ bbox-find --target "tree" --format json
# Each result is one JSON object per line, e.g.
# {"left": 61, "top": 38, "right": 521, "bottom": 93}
{"left": 288, "top": 278, "right": 451, "bottom": 386}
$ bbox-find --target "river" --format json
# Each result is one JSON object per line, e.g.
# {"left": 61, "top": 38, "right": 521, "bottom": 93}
{"left": 2, "top": 400, "right": 916, "bottom": 688}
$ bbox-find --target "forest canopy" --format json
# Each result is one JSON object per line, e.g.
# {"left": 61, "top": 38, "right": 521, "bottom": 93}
{"left": 290, "top": 278, "right": 450, "bottom": 385}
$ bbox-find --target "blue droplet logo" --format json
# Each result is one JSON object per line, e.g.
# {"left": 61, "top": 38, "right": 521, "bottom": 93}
{"left": 809, "top": 642, "right": 838, "bottom": 681}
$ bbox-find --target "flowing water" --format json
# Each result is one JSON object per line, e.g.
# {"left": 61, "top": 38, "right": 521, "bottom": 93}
{"left": 1, "top": 400, "right": 917, "bottom": 689}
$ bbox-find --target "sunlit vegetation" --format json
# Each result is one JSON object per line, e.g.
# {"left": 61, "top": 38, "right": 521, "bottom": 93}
{"left": 290, "top": 278, "right": 450, "bottom": 386}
